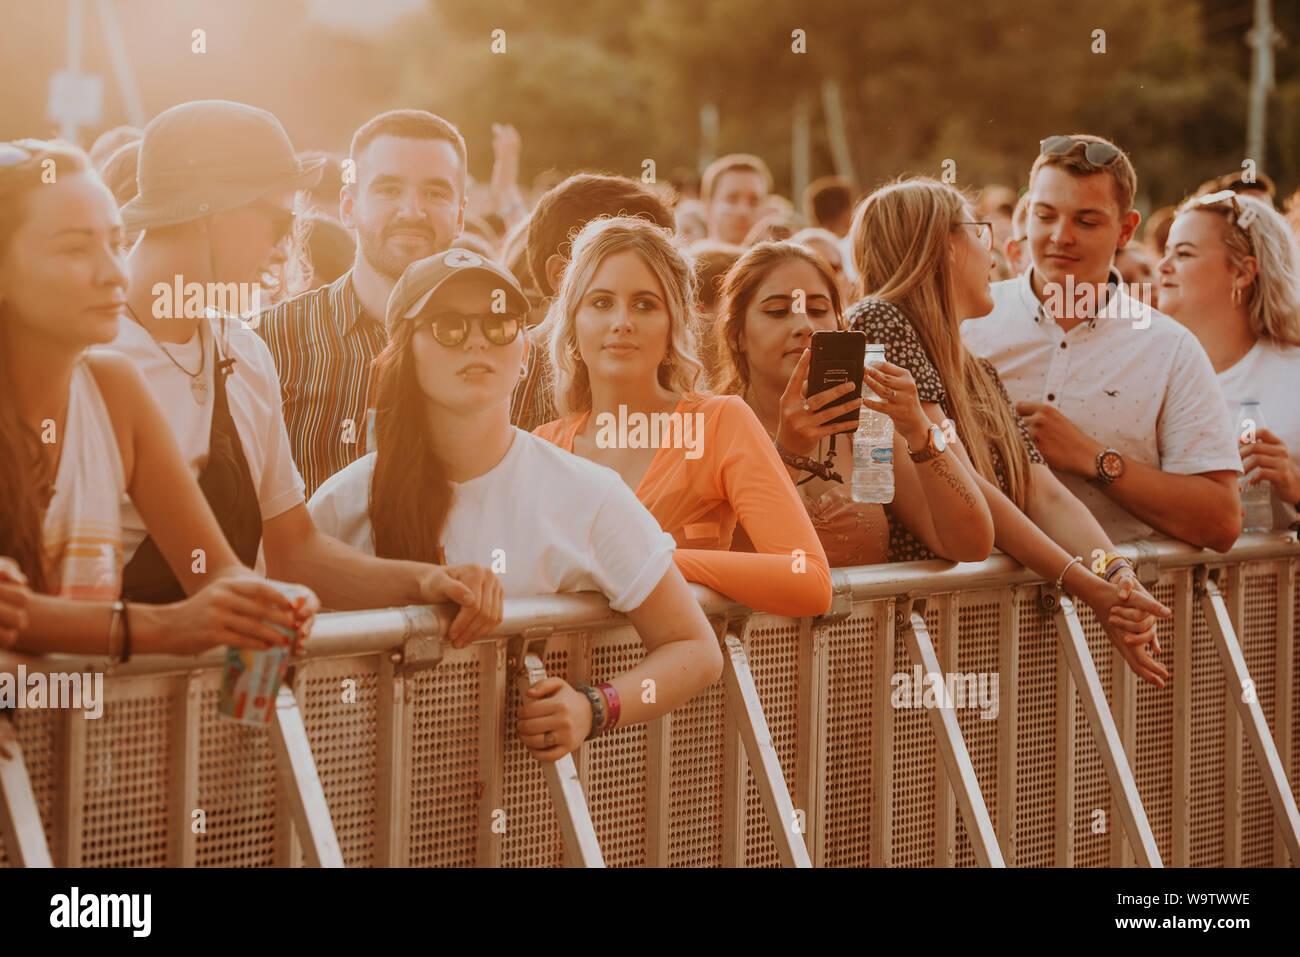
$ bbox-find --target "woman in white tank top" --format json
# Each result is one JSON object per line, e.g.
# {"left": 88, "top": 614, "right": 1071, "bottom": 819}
{"left": 0, "top": 140, "right": 314, "bottom": 661}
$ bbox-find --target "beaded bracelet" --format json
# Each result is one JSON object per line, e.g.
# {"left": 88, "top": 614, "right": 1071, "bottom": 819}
{"left": 598, "top": 682, "right": 621, "bottom": 732}
{"left": 1104, "top": 558, "right": 1135, "bottom": 583}
{"left": 576, "top": 684, "right": 606, "bottom": 740}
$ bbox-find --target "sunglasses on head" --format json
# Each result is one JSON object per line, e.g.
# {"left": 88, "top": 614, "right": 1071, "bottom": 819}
{"left": 1039, "top": 135, "right": 1121, "bottom": 167}
{"left": 1193, "top": 189, "right": 1259, "bottom": 236}
{"left": 417, "top": 308, "right": 523, "bottom": 347}
{"left": 0, "top": 143, "right": 34, "bottom": 167}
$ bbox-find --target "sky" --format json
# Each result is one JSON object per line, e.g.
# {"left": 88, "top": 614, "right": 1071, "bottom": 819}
{"left": 303, "top": 0, "right": 425, "bottom": 32}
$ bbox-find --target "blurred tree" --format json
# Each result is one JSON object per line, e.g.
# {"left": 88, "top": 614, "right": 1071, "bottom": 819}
{"left": 0, "top": 0, "right": 1294, "bottom": 208}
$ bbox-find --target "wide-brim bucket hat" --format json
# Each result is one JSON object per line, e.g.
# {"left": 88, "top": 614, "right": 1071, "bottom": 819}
{"left": 121, "top": 99, "right": 325, "bottom": 232}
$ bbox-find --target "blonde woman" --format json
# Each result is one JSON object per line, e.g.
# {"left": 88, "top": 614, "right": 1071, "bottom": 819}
{"left": 847, "top": 178, "right": 1172, "bottom": 687}
{"left": 1158, "top": 191, "right": 1300, "bottom": 530}
{"left": 535, "top": 216, "right": 832, "bottom": 617}
{"left": 711, "top": 240, "right": 994, "bottom": 566}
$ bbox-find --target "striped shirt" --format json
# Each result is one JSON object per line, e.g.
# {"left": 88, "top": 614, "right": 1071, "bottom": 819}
{"left": 255, "top": 270, "right": 387, "bottom": 496}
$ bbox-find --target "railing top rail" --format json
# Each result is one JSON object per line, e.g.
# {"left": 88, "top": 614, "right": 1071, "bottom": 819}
{"left": 12, "top": 531, "right": 1297, "bottom": 678}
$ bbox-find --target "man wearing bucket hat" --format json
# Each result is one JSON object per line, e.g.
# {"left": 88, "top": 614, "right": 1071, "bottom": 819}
{"left": 257, "top": 109, "right": 470, "bottom": 496}
{"left": 103, "top": 100, "right": 502, "bottom": 638}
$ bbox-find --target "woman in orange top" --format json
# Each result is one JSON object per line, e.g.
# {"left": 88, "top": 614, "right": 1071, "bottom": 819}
{"left": 534, "top": 215, "right": 832, "bottom": 617}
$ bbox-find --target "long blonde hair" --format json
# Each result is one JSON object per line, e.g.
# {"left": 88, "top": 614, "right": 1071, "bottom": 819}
{"left": 548, "top": 215, "right": 703, "bottom": 414}
{"left": 852, "top": 176, "right": 1032, "bottom": 509}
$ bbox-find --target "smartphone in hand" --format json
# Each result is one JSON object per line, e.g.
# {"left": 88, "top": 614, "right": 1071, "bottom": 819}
{"left": 807, "top": 330, "right": 867, "bottom": 429}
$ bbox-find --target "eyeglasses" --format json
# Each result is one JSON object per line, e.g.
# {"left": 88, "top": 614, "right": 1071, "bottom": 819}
{"left": 418, "top": 309, "right": 523, "bottom": 347}
{"left": 1040, "top": 135, "right": 1121, "bottom": 167}
{"left": 957, "top": 221, "right": 994, "bottom": 250}
{"left": 1194, "top": 189, "right": 1259, "bottom": 237}
{"left": 252, "top": 199, "right": 296, "bottom": 244}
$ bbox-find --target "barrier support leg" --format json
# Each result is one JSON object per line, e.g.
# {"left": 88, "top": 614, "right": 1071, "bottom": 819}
{"left": 1044, "top": 590, "right": 1163, "bottom": 867}
{"left": 1197, "top": 572, "right": 1300, "bottom": 864}
{"left": 269, "top": 684, "right": 344, "bottom": 868}
{"left": 0, "top": 717, "right": 53, "bottom": 867}
{"left": 720, "top": 626, "right": 812, "bottom": 867}
{"left": 904, "top": 610, "right": 1004, "bottom": 867}
{"left": 515, "top": 652, "right": 605, "bottom": 868}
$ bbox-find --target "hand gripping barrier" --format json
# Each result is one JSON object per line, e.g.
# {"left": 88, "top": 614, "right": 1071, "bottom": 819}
{"left": 1, "top": 532, "right": 1297, "bottom": 867}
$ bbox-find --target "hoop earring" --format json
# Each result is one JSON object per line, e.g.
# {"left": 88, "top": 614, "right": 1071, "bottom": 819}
{"left": 1231, "top": 287, "right": 1243, "bottom": 307}
{"left": 519, "top": 361, "right": 529, "bottom": 378}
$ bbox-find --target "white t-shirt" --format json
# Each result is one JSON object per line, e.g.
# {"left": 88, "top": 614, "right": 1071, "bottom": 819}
{"left": 961, "top": 268, "right": 1242, "bottom": 545}
{"left": 308, "top": 429, "right": 677, "bottom": 613}
{"left": 1217, "top": 339, "right": 1300, "bottom": 530}
{"left": 102, "top": 315, "right": 306, "bottom": 564}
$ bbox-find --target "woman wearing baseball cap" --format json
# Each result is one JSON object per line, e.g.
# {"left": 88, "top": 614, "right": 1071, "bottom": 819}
{"left": 0, "top": 139, "right": 313, "bottom": 658}
{"left": 308, "top": 248, "right": 723, "bottom": 761}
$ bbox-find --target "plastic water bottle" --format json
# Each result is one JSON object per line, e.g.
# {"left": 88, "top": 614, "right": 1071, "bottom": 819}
{"left": 852, "top": 344, "right": 894, "bottom": 503}
{"left": 1237, "top": 399, "right": 1273, "bottom": 532}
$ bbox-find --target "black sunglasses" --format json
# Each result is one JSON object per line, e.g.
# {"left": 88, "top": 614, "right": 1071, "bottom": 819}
{"left": 1039, "top": 135, "right": 1121, "bottom": 167}
{"left": 418, "top": 309, "right": 523, "bottom": 347}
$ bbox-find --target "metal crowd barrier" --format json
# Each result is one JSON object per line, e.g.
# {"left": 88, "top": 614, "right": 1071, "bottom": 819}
{"left": 1, "top": 533, "right": 1297, "bottom": 868}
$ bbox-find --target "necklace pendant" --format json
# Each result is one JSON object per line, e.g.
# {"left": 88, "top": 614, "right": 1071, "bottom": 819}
{"left": 191, "top": 375, "right": 209, "bottom": 404}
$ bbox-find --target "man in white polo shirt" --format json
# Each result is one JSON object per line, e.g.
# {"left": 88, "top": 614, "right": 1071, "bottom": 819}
{"left": 962, "top": 134, "right": 1241, "bottom": 550}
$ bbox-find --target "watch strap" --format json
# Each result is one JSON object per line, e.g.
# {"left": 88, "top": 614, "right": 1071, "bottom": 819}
{"left": 908, "top": 425, "right": 945, "bottom": 464}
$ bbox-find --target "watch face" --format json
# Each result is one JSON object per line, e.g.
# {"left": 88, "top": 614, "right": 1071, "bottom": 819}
{"left": 1101, "top": 450, "right": 1124, "bottom": 478}
{"left": 931, "top": 426, "right": 947, "bottom": 452}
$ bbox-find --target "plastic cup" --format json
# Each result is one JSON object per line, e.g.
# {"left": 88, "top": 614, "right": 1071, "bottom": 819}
{"left": 216, "top": 580, "right": 313, "bottom": 726}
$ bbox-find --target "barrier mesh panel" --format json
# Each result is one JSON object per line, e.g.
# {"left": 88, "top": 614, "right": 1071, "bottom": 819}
{"left": 1294, "top": 562, "right": 1300, "bottom": 812}
{"left": 952, "top": 593, "right": 1002, "bottom": 868}
{"left": 1015, "top": 592, "right": 1058, "bottom": 867}
{"left": 1189, "top": 580, "right": 1227, "bottom": 867}
{"left": 3, "top": 555, "right": 1292, "bottom": 869}
{"left": 891, "top": 604, "right": 941, "bottom": 866}
{"left": 1134, "top": 577, "right": 1177, "bottom": 863}
{"left": 81, "top": 678, "right": 173, "bottom": 866}
{"left": 195, "top": 673, "right": 279, "bottom": 867}
{"left": 741, "top": 616, "right": 800, "bottom": 867}
{"left": 822, "top": 605, "right": 876, "bottom": 867}
{"left": 1073, "top": 605, "right": 1115, "bottom": 867}
{"left": 666, "top": 673, "right": 725, "bottom": 867}
{"left": 0, "top": 709, "right": 61, "bottom": 867}
{"left": 1239, "top": 565, "right": 1279, "bottom": 866}
{"left": 500, "top": 643, "right": 570, "bottom": 866}
{"left": 407, "top": 653, "right": 480, "bottom": 867}
{"left": 299, "top": 658, "right": 379, "bottom": 867}
{"left": 587, "top": 627, "right": 649, "bottom": 867}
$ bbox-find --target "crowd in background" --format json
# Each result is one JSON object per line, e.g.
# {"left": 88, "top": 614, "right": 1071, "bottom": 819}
{"left": 3, "top": 96, "right": 1300, "bottom": 760}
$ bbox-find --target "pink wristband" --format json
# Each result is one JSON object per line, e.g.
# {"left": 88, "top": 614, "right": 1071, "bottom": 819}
{"left": 598, "top": 682, "right": 620, "bottom": 731}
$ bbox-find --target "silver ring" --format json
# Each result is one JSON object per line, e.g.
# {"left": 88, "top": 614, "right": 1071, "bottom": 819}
{"left": 544, "top": 731, "right": 556, "bottom": 749}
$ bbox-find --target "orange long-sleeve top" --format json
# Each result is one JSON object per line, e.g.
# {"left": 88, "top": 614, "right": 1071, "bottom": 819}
{"left": 534, "top": 393, "right": 833, "bottom": 617}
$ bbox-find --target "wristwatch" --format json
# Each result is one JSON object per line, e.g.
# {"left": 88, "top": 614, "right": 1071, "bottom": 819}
{"left": 909, "top": 424, "right": 948, "bottom": 464}
{"left": 1094, "top": 447, "right": 1125, "bottom": 485}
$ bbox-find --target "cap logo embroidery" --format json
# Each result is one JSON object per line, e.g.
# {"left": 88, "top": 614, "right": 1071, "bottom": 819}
{"left": 444, "top": 250, "right": 482, "bottom": 268}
